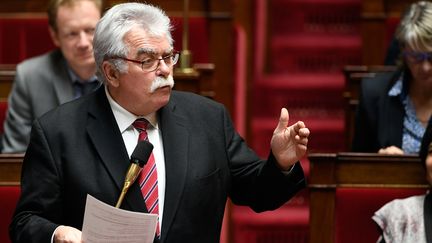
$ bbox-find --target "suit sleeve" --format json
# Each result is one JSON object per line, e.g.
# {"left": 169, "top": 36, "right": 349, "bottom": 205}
{"left": 2, "top": 65, "right": 34, "bottom": 153}
{"left": 9, "top": 119, "right": 62, "bottom": 243}
{"left": 222, "top": 106, "right": 306, "bottom": 213}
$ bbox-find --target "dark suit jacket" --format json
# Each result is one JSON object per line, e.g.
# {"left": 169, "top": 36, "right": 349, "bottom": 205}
{"left": 10, "top": 88, "right": 306, "bottom": 243}
{"left": 352, "top": 70, "right": 405, "bottom": 152}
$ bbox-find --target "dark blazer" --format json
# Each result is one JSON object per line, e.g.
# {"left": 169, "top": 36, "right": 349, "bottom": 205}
{"left": 352, "top": 70, "right": 405, "bottom": 152}
{"left": 10, "top": 88, "right": 306, "bottom": 243}
{"left": 2, "top": 50, "right": 76, "bottom": 153}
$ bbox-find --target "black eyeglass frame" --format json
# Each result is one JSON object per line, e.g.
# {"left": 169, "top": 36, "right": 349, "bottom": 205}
{"left": 110, "top": 51, "right": 180, "bottom": 73}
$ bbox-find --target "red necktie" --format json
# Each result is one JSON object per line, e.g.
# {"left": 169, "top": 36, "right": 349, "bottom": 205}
{"left": 132, "top": 118, "right": 160, "bottom": 236}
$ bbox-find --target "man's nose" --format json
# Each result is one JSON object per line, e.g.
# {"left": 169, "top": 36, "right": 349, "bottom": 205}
{"left": 155, "top": 59, "right": 171, "bottom": 77}
{"left": 421, "top": 59, "right": 432, "bottom": 72}
{"left": 77, "top": 31, "right": 92, "bottom": 48}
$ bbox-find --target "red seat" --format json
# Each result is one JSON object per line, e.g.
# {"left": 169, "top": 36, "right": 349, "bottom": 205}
{"left": 169, "top": 16, "right": 210, "bottom": 64}
{"left": 0, "top": 16, "right": 55, "bottom": 64}
{"left": 0, "top": 186, "right": 21, "bottom": 243}
{"left": 0, "top": 99, "right": 8, "bottom": 134}
{"left": 385, "top": 16, "right": 400, "bottom": 47}
{"left": 335, "top": 188, "right": 426, "bottom": 243}
{"left": 232, "top": 205, "right": 309, "bottom": 243}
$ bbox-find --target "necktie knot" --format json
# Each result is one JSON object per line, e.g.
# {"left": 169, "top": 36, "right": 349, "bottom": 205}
{"left": 133, "top": 118, "right": 151, "bottom": 142}
{"left": 133, "top": 118, "right": 149, "bottom": 132}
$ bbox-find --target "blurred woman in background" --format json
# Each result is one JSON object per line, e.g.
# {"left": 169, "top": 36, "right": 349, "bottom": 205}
{"left": 352, "top": 1, "right": 432, "bottom": 154}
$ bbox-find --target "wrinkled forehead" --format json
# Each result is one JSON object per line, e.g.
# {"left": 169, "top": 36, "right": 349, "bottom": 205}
{"left": 124, "top": 28, "right": 172, "bottom": 56}
{"left": 135, "top": 47, "right": 174, "bottom": 56}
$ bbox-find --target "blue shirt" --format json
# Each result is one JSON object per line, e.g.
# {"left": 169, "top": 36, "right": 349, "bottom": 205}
{"left": 66, "top": 64, "right": 99, "bottom": 99}
{"left": 388, "top": 74, "right": 426, "bottom": 154}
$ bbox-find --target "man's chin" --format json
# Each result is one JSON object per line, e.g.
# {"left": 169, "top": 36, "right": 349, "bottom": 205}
{"left": 72, "top": 59, "right": 95, "bottom": 69}
{"left": 154, "top": 93, "right": 171, "bottom": 109}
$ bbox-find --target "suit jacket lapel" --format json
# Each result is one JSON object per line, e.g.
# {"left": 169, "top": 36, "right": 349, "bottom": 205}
{"left": 159, "top": 97, "right": 189, "bottom": 240}
{"left": 86, "top": 88, "right": 146, "bottom": 212}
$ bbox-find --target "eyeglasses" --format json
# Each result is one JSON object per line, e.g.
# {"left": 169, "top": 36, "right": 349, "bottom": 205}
{"left": 403, "top": 51, "right": 432, "bottom": 64}
{"left": 114, "top": 51, "right": 180, "bottom": 72}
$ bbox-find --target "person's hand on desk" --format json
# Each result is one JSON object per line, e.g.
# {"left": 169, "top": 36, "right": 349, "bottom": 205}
{"left": 378, "top": 146, "right": 404, "bottom": 155}
{"left": 54, "top": 225, "right": 82, "bottom": 243}
{"left": 271, "top": 108, "right": 310, "bottom": 170}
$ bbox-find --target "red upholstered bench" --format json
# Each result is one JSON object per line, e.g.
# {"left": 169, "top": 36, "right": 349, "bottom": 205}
{"left": 335, "top": 187, "right": 427, "bottom": 243}
{"left": 0, "top": 15, "right": 55, "bottom": 64}
{"left": 170, "top": 17, "right": 209, "bottom": 64}
{"left": 0, "top": 186, "right": 21, "bottom": 243}
{"left": 232, "top": 205, "right": 309, "bottom": 243}
{"left": 385, "top": 16, "right": 400, "bottom": 47}
{"left": 0, "top": 99, "right": 8, "bottom": 134}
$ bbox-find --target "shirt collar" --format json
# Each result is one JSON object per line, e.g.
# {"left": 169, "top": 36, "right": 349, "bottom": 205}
{"left": 388, "top": 71, "right": 409, "bottom": 99}
{"left": 104, "top": 86, "right": 158, "bottom": 133}
{"left": 66, "top": 62, "right": 98, "bottom": 84}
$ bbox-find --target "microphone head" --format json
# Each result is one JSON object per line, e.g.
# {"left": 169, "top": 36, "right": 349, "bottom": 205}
{"left": 131, "top": 140, "right": 154, "bottom": 167}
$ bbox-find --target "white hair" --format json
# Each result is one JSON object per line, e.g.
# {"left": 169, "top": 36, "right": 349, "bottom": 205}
{"left": 397, "top": 1, "right": 432, "bottom": 50}
{"left": 93, "top": 2, "right": 173, "bottom": 83}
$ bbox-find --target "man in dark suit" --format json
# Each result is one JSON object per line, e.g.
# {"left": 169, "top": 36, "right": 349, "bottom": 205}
{"left": 9, "top": 3, "right": 310, "bottom": 243}
{"left": 2, "top": 0, "right": 102, "bottom": 153}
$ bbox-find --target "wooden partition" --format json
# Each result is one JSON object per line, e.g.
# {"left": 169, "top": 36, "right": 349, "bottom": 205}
{"left": 308, "top": 152, "right": 429, "bottom": 243}
{"left": 0, "top": 64, "right": 15, "bottom": 99}
{"left": 0, "top": 154, "right": 23, "bottom": 243}
{"left": 0, "top": 153, "right": 24, "bottom": 185}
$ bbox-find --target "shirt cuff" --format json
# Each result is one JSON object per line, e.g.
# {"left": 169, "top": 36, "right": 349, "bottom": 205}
{"left": 281, "top": 163, "right": 295, "bottom": 175}
{"left": 51, "top": 225, "right": 61, "bottom": 243}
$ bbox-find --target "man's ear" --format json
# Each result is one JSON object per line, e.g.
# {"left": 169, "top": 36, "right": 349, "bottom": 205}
{"left": 48, "top": 26, "right": 60, "bottom": 47}
{"left": 102, "top": 61, "right": 120, "bottom": 87}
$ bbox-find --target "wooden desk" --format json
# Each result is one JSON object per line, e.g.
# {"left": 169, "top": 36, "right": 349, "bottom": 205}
{"left": 0, "top": 64, "right": 15, "bottom": 99}
{"left": 308, "top": 152, "right": 429, "bottom": 243}
{"left": 0, "top": 153, "right": 24, "bottom": 186}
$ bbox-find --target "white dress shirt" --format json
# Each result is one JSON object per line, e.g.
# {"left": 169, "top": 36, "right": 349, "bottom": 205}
{"left": 105, "top": 87, "right": 166, "bottom": 229}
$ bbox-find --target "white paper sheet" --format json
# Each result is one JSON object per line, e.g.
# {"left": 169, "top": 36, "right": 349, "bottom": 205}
{"left": 81, "top": 194, "right": 157, "bottom": 243}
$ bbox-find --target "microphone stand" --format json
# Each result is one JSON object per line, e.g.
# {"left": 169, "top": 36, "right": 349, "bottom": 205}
{"left": 175, "top": 0, "right": 198, "bottom": 75}
{"left": 115, "top": 140, "right": 153, "bottom": 208}
{"left": 115, "top": 163, "right": 142, "bottom": 208}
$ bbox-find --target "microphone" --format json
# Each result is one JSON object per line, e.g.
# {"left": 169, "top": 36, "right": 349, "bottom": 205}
{"left": 115, "top": 140, "right": 154, "bottom": 208}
